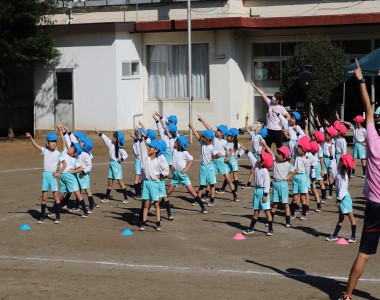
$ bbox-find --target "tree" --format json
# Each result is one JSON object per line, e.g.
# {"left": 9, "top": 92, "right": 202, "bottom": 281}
{"left": 280, "top": 35, "right": 349, "bottom": 115}
{"left": 0, "top": 0, "right": 60, "bottom": 137}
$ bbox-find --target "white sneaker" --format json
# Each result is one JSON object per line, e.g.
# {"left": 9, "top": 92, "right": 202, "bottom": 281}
{"left": 327, "top": 195, "right": 333, "bottom": 199}
{"left": 123, "top": 199, "right": 129, "bottom": 204}
{"left": 101, "top": 198, "right": 110, "bottom": 203}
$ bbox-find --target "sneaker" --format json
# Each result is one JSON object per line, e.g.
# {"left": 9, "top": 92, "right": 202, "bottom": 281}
{"left": 295, "top": 209, "right": 300, "bottom": 215}
{"left": 327, "top": 195, "right": 333, "bottom": 199}
{"left": 349, "top": 174, "right": 355, "bottom": 178}
{"left": 94, "top": 202, "right": 100, "bottom": 208}
{"left": 348, "top": 237, "right": 357, "bottom": 243}
{"left": 191, "top": 202, "right": 199, "bottom": 206}
{"left": 48, "top": 211, "right": 55, "bottom": 217}
{"left": 326, "top": 235, "right": 338, "bottom": 242}
{"left": 285, "top": 223, "right": 291, "bottom": 228}
{"left": 216, "top": 188, "right": 225, "bottom": 194}
{"left": 207, "top": 202, "right": 214, "bottom": 207}
{"left": 82, "top": 212, "right": 89, "bottom": 218}
{"left": 321, "top": 199, "right": 327, "bottom": 204}
{"left": 69, "top": 207, "right": 80, "bottom": 212}
{"left": 360, "top": 174, "right": 366, "bottom": 178}
{"left": 201, "top": 197, "right": 208, "bottom": 202}
{"left": 37, "top": 217, "right": 46, "bottom": 224}
{"left": 300, "top": 215, "right": 307, "bottom": 220}
{"left": 201, "top": 209, "right": 208, "bottom": 214}
{"left": 122, "top": 199, "right": 129, "bottom": 204}
{"left": 156, "top": 222, "right": 162, "bottom": 231}
{"left": 135, "top": 195, "right": 142, "bottom": 200}
{"left": 233, "top": 196, "right": 240, "bottom": 202}
{"left": 290, "top": 214, "right": 296, "bottom": 219}
{"left": 242, "top": 184, "right": 251, "bottom": 189}
{"left": 168, "top": 215, "right": 174, "bottom": 221}
{"left": 306, "top": 210, "right": 310, "bottom": 215}
{"left": 242, "top": 228, "right": 254, "bottom": 235}
{"left": 338, "top": 293, "right": 352, "bottom": 300}
{"left": 139, "top": 225, "right": 146, "bottom": 231}
{"left": 101, "top": 198, "right": 110, "bottom": 203}
{"left": 88, "top": 208, "right": 94, "bottom": 214}
{"left": 62, "top": 204, "right": 68, "bottom": 209}
{"left": 265, "top": 223, "right": 269, "bottom": 227}
{"left": 315, "top": 207, "right": 322, "bottom": 212}
{"left": 54, "top": 218, "right": 61, "bottom": 224}
{"left": 266, "top": 230, "right": 274, "bottom": 236}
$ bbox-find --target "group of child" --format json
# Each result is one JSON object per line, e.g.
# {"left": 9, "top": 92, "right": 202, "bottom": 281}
{"left": 26, "top": 109, "right": 367, "bottom": 239}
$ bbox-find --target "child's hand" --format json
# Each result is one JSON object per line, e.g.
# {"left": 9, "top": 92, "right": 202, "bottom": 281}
{"left": 94, "top": 128, "right": 100, "bottom": 135}
{"left": 245, "top": 114, "right": 249, "bottom": 121}
{"left": 138, "top": 120, "right": 143, "bottom": 126}
{"left": 329, "top": 145, "right": 333, "bottom": 156}
{"left": 262, "top": 195, "right": 267, "bottom": 203}
{"left": 272, "top": 107, "right": 278, "bottom": 114}
{"left": 315, "top": 115, "right": 319, "bottom": 121}
{"left": 197, "top": 114, "right": 202, "bottom": 121}
{"left": 250, "top": 81, "right": 257, "bottom": 89}
{"left": 25, "top": 132, "right": 32, "bottom": 138}
{"left": 52, "top": 172, "right": 59, "bottom": 178}
{"left": 188, "top": 122, "right": 192, "bottom": 128}
{"left": 129, "top": 132, "right": 136, "bottom": 139}
{"left": 335, "top": 111, "right": 340, "bottom": 120}
{"left": 324, "top": 119, "right": 330, "bottom": 126}
{"left": 259, "top": 139, "right": 266, "bottom": 145}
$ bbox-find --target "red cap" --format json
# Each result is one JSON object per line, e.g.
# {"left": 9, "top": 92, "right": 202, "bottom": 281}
{"left": 337, "top": 123, "right": 347, "bottom": 136}
{"left": 309, "top": 141, "right": 319, "bottom": 154}
{"left": 277, "top": 146, "right": 291, "bottom": 159}
{"left": 298, "top": 136, "right": 311, "bottom": 152}
{"left": 261, "top": 151, "right": 274, "bottom": 169}
{"left": 326, "top": 126, "right": 338, "bottom": 138}
{"left": 353, "top": 115, "right": 365, "bottom": 123}
{"left": 333, "top": 120, "right": 342, "bottom": 129}
{"left": 314, "top": 130, "right": 325, "bottom": 143}
{"left": 340, "top": 154, "right": 355, "bottom": 170}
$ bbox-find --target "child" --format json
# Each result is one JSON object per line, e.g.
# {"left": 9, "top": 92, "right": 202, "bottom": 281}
{"left": 197, "top": 115, "right": 238, "bottom": 202}
{"left": 25, "top": 131, "right": 66, "bottom": 224}
{"left": 312, "top": 120, "right": 327, "bottom": 203}
{"left": 309, "top": 141, "right": 323, "bottom": 212}
{"left": 278, "top": 110, "right": 305, "bottom": 159}
{"left": 261, "top": 141, "right": 296, "bottom": 228}
{"left": 166, "top": 135, "right": 208, "bottom": 214}
{"left": 290, "top": 137, "right": 311, "bottom": 220}
{"left": 323, "top": 126, "right": 338, "bottom": 200}
{"left": 243, "top": 114, "right": 267, "bottom": 189}
{"left": 242, "top": 150, "right": 274, "bottom": 236}
{"left": 333, "top": 116, "right": 348, "bottom": 163}
{"left": 153, "top": 112, "right": 177, "bottom": 167}
{"left": 217, "top": 128, "right": 244, "bottom": 195}
{"left": 138, "top": 132, "right": 169, "bottom": 231}
{"left": 95, "top": 129, "right": 129, "bottom": 203}
{"left": 326, "top": 154, "right": 357, "bottom": 243}
{"left": 188, "top": 123, "right": 219, "bottom": 207}
{"left": 339, "top": 115, "right": 367, "bottom": 178}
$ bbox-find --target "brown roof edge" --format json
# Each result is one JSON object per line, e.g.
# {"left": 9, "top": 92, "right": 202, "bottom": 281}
{"left": 50, "top": 22, "right": 135, "bottom": 34}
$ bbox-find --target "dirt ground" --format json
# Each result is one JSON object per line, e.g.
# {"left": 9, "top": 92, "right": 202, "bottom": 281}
{"left": 0, "top": 136, "right": 379, "bottom": 300}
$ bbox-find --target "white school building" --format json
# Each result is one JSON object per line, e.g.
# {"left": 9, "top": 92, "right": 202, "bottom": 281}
{"left": 33, "top": 0, "right": 380, "bottom": 135}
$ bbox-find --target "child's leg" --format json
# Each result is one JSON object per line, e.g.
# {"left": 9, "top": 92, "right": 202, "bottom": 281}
{"left": 139, "top": 201, "right": 150, "bottom": 230}
{"left": 312, "top": 187, "right": 322, "bottom": 212}
{"left": 208, "top": 184, "right": 216, "bottom": 206}
{"left": 300, "top": 193, "right": 307, "bottom": 219}
{"left": 243, "top": 211, "right": 259, "bottom": 233}
{"left": 202, "top": 184, "right": 210, "bottom": 199}
{"left": 348, "top": 212, "right": 357, "bottom": 241}
{"left": 187, "top": 184, "right": 207, "bottom": 212}
{"left": 306, "top": 189, "right": 310, "bottom": 212}
{"left": 290, "top": 194, "right": 299, "bottom": 217}
{"left": 74, "top": 191, "right": 88, "bottom": 217}
{"left": 134, "top": 175, "right": 142, "bottom": 198}
{"left": 361, "top": 159, "right": 366, "bottom": 177}
{"left": 244, "top": 168, "right": 254, "bottom": 188}
{"left": 283, "top": 203, "right": 291, "bottom": 227}
{"left": 154, "top": 201, "right": 161, "bottom": 229}
{"left": 233, "top": 172, "right": 239, "bottom": 193}
{"left": 53, "top": 191, "right": 61, "bottom": 221}
{"left": 117, "top": 179, "right": 129, "bottom": 202}
{"left": 319, "top": 179, "right": 326, "bottom": 202}
{"left": 264, "top": 209, "right": 273, "bottom": 235}
{"left": 61, "top": 192, "right": 71, "bottom": 208}
{"left": 85, "top": 189, "right": 96, "bottom": 211}
{"left": 224, "top": 173, "right": 238, "bottom": 199}
{"left": 103, "top": 179, "right": 113, "bottom": 201}
{"left": 328, "top": 212, "right": 345, "bottom": 239}
{"left": 328, "top": 174, "right": 334, "bottom": 198}
{"left": 167, "top": 185, "right": 176, "bottom": 197}
{"left": 197, "top": 185, "right": 205, "bottom": 198}
{"left": 162, "top": 196, "right": 173, "bottom": 220}
{"left": 38, "top": 191, "right": 48, "bottom": 221}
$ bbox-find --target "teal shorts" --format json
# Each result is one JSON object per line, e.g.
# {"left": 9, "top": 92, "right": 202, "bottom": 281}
{"left": 273, "top": 180, "right": 289, "bottom": 204}
{"left": 335, "top": 153, "right": 341, "bottom": 164}
{"left": 165, "top": 147, "right": 173, "bottom": 166}
{"left": 134, "top": 158, "right": 141, "bottom": 175}
{"left": 353, "top": 142, "right": 366, "bottom": 159}
{"left": 158, "top": 179, "right": 167, "bottom": 198}
{"left": 253, "top": 187, "right": 271, "bottom": 210}
{"left": 315, "top": 162, "right": 322, "bottom": 181}
{"left": 59, "top": 172, "right": 79, "bottom": 193}
{"left": 213, "top": 157, "right": 228, "bottom": 175}
{"left": 226, "top": 156, "right": 239, "bottom": 173}
{"left": 323, "top": 157, "right": 330, "bottom": 174}
{"left": 142, "top": 180, "right": 159, "bottom": 202}
{"left": 76, "top": 172, "right": 90, "bottom": 190}
{"left": 41, "top": 171, "right": 58, "bottom": 192}
{"left": 293, "top": 173, "right": 308, "bottom": 194}
{"left": 199, "top": 164, "right": 216, "bottom": 186}
{"left": 171, "top": 169, "right": 191, "bottom": 187}
{"left": 339, "top": 193, "right": 353, "bottom": 214}
{"left": 108, "top": 160, "right": 123, "bottom": 180}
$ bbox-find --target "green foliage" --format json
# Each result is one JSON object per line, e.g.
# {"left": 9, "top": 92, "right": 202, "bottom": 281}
{"left": 280, "top": 36, "right": 349, "bottom": 112}
{"left": 0, "top": 0, "right": 60, "bottom": 76}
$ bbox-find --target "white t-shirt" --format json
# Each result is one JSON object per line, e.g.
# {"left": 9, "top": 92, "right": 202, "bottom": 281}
{"left": 213, "top": 138, "right": 229, "bottom": 156}
{"left": 273, "top": 159, "right": 295, "bottom": 181}
{"left": 264, "top": 97, "right": 288, "bottom": 131}
{"left": 41, "top": 148, "right": 61, "bottom": 173}
{"left": 200, "top": 139, "right": 218, "bottom": 165}
{"left": 100, "top": 134, "right": 128, "bottom": 162}
{"left": 172, "top": 149, "right": 193, "bottom": 171}
{"left": 350, "top": 124, "right": 366, "bottom": 143}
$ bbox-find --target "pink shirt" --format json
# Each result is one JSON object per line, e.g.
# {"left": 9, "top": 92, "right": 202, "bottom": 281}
{"left": 363, "top": 123, "right": 380, "bottom": 203}
{"left": 265, "top": 97, "right": 288, "bottom": 130}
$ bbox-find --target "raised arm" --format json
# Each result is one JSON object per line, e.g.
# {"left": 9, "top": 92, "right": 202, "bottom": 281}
{"left": 304, "top": 117, "right": 309, "bottom": 137}
{"left": 189, "top": 122, "right": 201, "bottom": 141}
{"left": 260, "top": 139, "right": 274, "bottom": 157}
{"left": 251, "top": 81, "right": 270, "bottom": 105}
{"left": 354, "top": 59, "right": 374, "bottom": 124}
{"left": 245, "top": 114, "right": 252, "bottom": 135}
{"left": 25, "top": 132, "right": 43, "bottom": 152}
{"left": 197, "top": 114, "right": 216, "bottom": 132}
{"left": 57, "top": 124, "right": 66, "bottom": 150}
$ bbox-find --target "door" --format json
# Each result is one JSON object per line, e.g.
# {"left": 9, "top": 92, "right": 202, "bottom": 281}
{"left": 54, "top": 69, "right": 74, "bottom": 129}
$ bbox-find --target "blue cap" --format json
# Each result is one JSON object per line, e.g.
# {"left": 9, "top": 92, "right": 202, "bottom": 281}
{"left": 227, "top": 128, "right": 239, "bottom": 137}
{"left": 216, "top": 125, "right": 228, "bottom": 136}
{"left": 167, "top": 115, "right": 178, "bottom": 125}
{"left": 74, "top": 131, "right": 86, "bottom": 141}
{"left": 167, "top": 124, "right": 177, "bottom": 136}
{"left": 73, "top": 142, "right": 82, "bottom": 157}
{"left": 149, "top": 140, "right": 161, "bottom": 151}
{"left": 46, "top": 132, "right": 58, "bottom": 142}
{"left": 82, "top": 137, "right": 93, "bottom": 153}
{"left": 158, "top": 140, "right": 167, "bottom": 156}
{"left": 177, "top": 135, "right": 188, "bottom": 150}
{"left": 138, "top": 128, "right": 147, "bottom": 136}
{"left": 291, "top": 111, "right": 301, "bottom": 121}
{"left": 147, "top": 129, "right": 157, "bottom": 140}
{"left": 117, "top": 130, "right": 125, "bottom": 147}
{"left": 202, "top": 130, "right": 215, "bottom": 140}
{"left": 259, "top": 127, "right": 268, "bottom": 138}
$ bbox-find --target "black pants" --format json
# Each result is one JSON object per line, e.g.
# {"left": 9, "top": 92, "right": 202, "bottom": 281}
{"left": 265, "top": 129, "right": 283, "bottom": 149}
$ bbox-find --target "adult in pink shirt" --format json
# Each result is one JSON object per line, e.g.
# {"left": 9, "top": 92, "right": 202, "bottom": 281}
{"left": 251, "top": 81, "right": 290, "bottom": 149}
{"left": 339, "top": 60, "right": 380, "bottom": 300}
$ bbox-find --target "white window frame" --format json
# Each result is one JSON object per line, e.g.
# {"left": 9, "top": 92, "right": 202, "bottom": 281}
{"left": 121, "top": 61, "right": 140, "bottom": 80}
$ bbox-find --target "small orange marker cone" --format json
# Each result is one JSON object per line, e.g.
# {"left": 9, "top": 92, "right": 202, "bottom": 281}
{"left": 233, "top": 233, "right": 246, "bottom": 240}
{"left": 336, "top": 238, "right": 349, "bottom": 245}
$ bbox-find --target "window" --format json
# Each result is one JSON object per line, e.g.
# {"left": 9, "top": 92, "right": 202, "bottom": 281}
{"left": 342, "top": 40, "right": 371, "bottom": 56}
{"left": 122, "top": 61, "right": 140, "bottom": 79}
{"left": 254, "top": 61, "right": 281, "bottom": 81}
{"left": 253, "top": 43, "right": 280, "bottom": 57}
{"left": 147, "top": 44, "right": 209, "bottom": 100}
{"left": 56, "top": 70, "right": 73, "bottom": 100}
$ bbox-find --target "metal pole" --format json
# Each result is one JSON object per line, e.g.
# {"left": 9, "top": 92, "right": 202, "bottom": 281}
{"left": 187, "top": 0, "right": 193, "bottom": 143}
{"left": 342, "top": 82, "right": 346, "bottom": 120}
